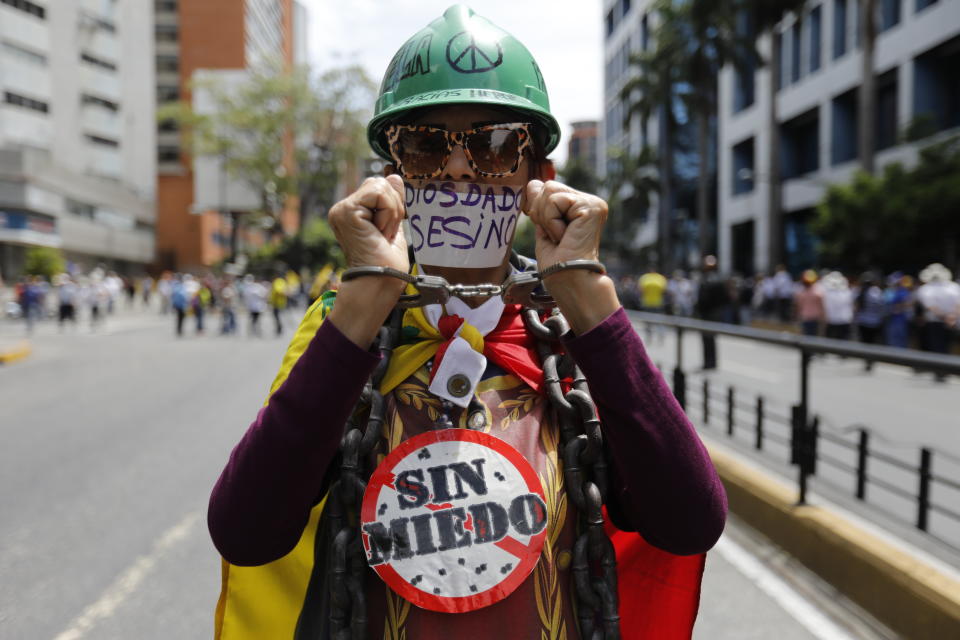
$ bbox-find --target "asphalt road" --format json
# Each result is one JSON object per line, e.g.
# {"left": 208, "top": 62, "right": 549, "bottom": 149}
{"left": 0, "top": 308, "right": 894, "bottom": 639}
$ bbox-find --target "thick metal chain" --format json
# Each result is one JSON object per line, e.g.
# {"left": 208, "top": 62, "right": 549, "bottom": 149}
{"left": 522, "top": 308, "right": 621, "bottom": 640}
{"left": 326, "top": 309, "right": 401, "bottom": 639}
{"left": 323, "top": 293, "right": 619, "bottom": 639}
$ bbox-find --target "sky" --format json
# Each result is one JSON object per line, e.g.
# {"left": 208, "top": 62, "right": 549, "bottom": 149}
{"left": 302, "top": 0, "right": 605, "bottom": 166}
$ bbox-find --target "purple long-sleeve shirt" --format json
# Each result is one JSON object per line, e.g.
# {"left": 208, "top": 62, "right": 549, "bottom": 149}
{"left": 209, "top": 307, "right": 726, "bottom": 566}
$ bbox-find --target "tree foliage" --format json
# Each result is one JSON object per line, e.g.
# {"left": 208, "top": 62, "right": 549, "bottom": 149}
{"left": 813, "top": 136, "right": 960, "bottom": 273}
{"left": 23, "top": 247, "right": 65, "bottom": 279}
{"left": 245, "top": 217, "right": 344, "bottom": 276}
{"left": 158, "top": 60, "right": 376, "bottom": 230}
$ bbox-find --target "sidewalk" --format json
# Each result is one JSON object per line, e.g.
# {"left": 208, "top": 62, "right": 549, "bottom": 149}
{"left": 0, "top": 304, "right": 171, "bottom": 365}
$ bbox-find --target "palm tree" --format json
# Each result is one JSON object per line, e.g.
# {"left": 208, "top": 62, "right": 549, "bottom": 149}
{"left": 664, "top": 0, "right": 746, "bottom": 259}
{"left": 743, "top": 0, "right": 807, "bottom": 270}
{"left": 858, "top": 0, "right": 877, "bottom": 174}
{"left": 604, "top": 145, "right": 660, "bottom": 264}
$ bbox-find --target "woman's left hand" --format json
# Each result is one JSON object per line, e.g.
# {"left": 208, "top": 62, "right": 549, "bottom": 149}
{"left": 520, "top": 179, "right": 608, "bottom": 269}
{"left": 520, "top": 180, "right": 619, "bottom": 334}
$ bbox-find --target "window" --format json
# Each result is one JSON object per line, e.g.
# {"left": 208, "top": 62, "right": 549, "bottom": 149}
{"left": 781, "top": 107, "right": 820, "bottom": 179}
{"left": 621, "top": 0, "right": 631, "bottom": 18}
{"left": 733, "top": 10, "right": 755, "bottom": 112}
{"left": 155, "top": 24, "right": 179, "bottom": 42}
{"left": 732, "top": 137, "right": 755, "bottom": 195}
{"left": 82, "top": 13, "right": 116, "bottom": 33}
{"left": 155, "top": 0, "right": 177, "bottom": 11}
{"left": 158, "top": 118, "right": 179, "bottom": 132}
{"left": 916, "top": 0, "right": 938, "bottom": 11}
{"left": 82, "top": 94, "right": 119, "bottom": 111}
{"left": 81, "top": 52, "right": 118, "bottom": 72}
{"left": 3, "top": 91, "right": 48, "bottom": 113}
{"left": 913, "top": 36, "right": 960, "bottom": 136}
{"left": 1, "top": 40, "right": 47, "bottom": 65}
{"left": 791, "top": 19, "right": 802, "bottom": 83}
{"left": 66, "top": 199, "right": 96, "bottom": 219}
{"left": 641, "top": 14, "right": 649, "bottom": 51}
{"left": 834, "top": 0, "right": 847, "bottom": 59}
{"left": 809, "top": 6, "right": 822, "bottom": 73}
{"left": 606, "top": 9, "right": 615, "bottom": 38}
{"left": 876, "top": 69, "right": 899, "bottom": 150}
{"left": 158, "top": 146, "right": 180, "bottom": 163}
{"left": 156, "top": 55, "right": 178, "bottom": 72}
{"left": 157, "top": 86, "right": 180, "bottom": 103}
{"left": 831, "top": 88, "right": 858, "bottom": 165}
{"left": 880, "top": 0, "right": 901, "bottom": 31}
{"left": 85, "top": 134, "right": 119, "bottom": 148}
{"left": 0, "top": 0, "right": 45, "bottom": 19}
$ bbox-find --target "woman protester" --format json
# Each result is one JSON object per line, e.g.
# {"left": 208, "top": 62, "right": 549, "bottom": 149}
{"left": 209, "top": 6, "right": 725, "bottom": 639}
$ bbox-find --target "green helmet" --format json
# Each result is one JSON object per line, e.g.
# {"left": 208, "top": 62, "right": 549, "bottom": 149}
{"left": 367, "top": 4, "right": 560, "bottom": 161}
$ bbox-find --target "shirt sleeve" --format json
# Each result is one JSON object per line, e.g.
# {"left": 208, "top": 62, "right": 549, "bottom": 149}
{"left": 208, "top": 318, "right": 380, "bottom": 566}
{"left": 562, "top": 307, "right": 727, "bottom": 555}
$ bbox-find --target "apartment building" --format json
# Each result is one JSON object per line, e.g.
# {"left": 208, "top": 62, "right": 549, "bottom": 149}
{"left": 0, "top": 0, "right": 156, "bottom": 278}
{"left": 718, "top": 0, "right": 960, "bottom": 275}
{"left": 154, "top": 0, "right": 306, "bottom": 272}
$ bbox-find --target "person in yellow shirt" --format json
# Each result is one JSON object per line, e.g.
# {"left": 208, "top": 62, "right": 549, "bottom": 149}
{"left": 269, "top": 276, "right": 287, "bottom": 336}
{"left": 638, "top": 267, "right": 668, "bottom": 344}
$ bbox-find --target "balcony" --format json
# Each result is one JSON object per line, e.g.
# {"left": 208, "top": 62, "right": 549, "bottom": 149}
{"left": 0, "top": 6, "right": 49, "bottom": 52}
{"left": 81, "top": 64, "right": 121, "bottom": 102}
{"left": 81, "top": 104, "right": 122, "bottom": 140}
{"left": 85, "top": 144, "right": 123, "bottom": 179}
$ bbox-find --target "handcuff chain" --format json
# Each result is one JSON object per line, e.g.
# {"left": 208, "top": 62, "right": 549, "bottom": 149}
{"left": 340, "top": 260, "right": 605, "bottom": 310}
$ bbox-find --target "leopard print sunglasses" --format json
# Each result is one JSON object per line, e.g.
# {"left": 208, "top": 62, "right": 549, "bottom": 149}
{"left": 384, "top": 122, "right": 532, "bottom": 180}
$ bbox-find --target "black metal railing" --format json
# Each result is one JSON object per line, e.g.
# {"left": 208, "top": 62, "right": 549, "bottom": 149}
{"left": 628, "top": 310, "right": 960, "bottom": 549}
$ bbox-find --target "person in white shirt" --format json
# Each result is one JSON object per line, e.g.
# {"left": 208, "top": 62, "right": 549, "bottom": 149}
{"left": 242, "top": 275, "right": 267, "bottom": 337}
{"left": 916, "top": 263, "right": 960, "bottom": 364}
{"left": 821, "top": 271, "right": 854, "bottom": 340}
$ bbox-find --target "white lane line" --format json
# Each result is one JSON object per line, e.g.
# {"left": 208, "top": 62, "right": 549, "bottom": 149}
{"left": 51, "top": 510, "right": 201, "bottom": 640}
{"left": 713, "top": 535, "right": 857, "bottom": 640}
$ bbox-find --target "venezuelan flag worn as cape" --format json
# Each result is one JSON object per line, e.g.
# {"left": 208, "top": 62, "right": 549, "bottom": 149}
{"left": 214, "top": 289, "right": 705, "bottom": 640}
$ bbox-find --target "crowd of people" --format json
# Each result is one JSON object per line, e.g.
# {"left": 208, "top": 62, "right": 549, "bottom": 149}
{"left": 0, "top": 265, "right": 341, "bottom": 339}
{"left": 1, "top": 267, "right": 142, "bottom": 333}
{"left": 617, "top": 261, "right": 960, "bottom": 361}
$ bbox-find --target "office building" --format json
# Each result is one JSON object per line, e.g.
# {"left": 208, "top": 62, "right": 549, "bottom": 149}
{"left": 718, "top": 0, "right": 960, "bottom": 275}
{"left": 602, "top": 0, "right": 707, "bottom": 270}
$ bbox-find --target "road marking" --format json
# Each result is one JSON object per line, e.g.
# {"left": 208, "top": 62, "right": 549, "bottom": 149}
{"left": 713, "top": 534, "right": 858, "bottom": 640}
{"left": 51, "top": 510, "right": 201, "bottom": 640}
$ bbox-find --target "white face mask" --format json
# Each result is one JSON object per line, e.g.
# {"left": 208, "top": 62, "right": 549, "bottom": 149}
{"left": 402, "top": 180, "right": 525, "bottom": 269}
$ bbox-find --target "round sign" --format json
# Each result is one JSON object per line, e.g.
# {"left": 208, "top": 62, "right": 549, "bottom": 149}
{"left": 361, "top": 429, "right": 547, "bottom": 613}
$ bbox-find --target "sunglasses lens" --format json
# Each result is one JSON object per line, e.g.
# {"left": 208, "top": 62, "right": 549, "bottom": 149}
{"left": 393, "top": 128, "right": 448, "bottom": 177}
{"left": 465, "top": 128, "right": 523, "bottom": 174}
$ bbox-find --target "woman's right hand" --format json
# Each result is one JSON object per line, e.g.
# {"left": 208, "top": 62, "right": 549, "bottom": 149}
{"left": 327, "top": 175, "right": 410, "bottom": 347}
{"left": 328, "top": 175, "right": 409, "bottom": 276}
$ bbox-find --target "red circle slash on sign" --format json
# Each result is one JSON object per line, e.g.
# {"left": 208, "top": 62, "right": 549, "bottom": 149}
{"left": 361, "top": 428, "right": 547, "bottom": 613}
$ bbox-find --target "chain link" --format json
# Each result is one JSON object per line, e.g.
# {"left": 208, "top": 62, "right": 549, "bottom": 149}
{"left": 321, "top": 285, "right": 619, "bottom": 639}
{"left": 326, "top": 311, "right": 401, "bottom": 639}
{"left": 521, "top": 309, "right": 620, "bottom": 640}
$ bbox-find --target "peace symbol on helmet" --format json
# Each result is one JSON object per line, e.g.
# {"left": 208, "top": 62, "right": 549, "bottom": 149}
{"left": 446, "top": 31, "right": 504, "bottom": 74}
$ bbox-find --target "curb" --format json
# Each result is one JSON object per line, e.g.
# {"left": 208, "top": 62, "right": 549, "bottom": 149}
{"left": 0, "top": 340, "right": 31, "bottom": 364}
{"left": 706, "top": 443, "right": 960, "bottom": 639}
